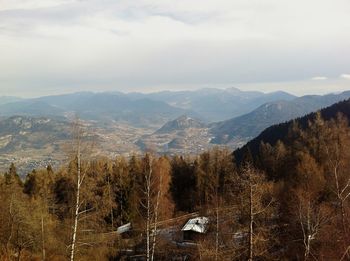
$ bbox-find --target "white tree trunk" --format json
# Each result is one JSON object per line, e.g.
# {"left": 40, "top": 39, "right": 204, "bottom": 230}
{"left": 70, "top": 135, "right": 81, "bottom": 261}
{"left": 151, "top": 173, "right": 162, "bottom": 261}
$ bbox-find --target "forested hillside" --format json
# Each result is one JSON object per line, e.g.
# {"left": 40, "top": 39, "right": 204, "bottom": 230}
{"left": 2, "top": 100, "right": 350, "bottom": 260}
{"left": 234, "top": 98, "right": 350, "bottom": 164}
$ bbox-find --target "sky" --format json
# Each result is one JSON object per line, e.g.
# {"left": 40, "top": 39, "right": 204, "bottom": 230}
{"left": 0, "top": 0, "right": 350, "bottom": 97}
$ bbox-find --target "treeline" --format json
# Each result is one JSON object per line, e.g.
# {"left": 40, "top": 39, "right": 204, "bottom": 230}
{"left": 0, "top": 148, "right": 241, "bottom": 260}
{"left": 1, "top": 112, "right": 350, "bottom": 260}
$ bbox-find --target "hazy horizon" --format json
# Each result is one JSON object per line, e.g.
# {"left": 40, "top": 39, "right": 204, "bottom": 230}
{"left": 0, "top": 80, "right": 350, "bottom": 99}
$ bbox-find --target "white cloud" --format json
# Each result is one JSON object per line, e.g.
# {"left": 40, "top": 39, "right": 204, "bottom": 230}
{"left": 340, "top": 74, "right": 350, "bottom": 79}
{"left": 312, "top": 76, "right": 328, "bottom": 81}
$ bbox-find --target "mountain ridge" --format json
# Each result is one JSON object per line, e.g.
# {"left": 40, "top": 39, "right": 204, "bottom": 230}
{"left": 0, "top": 88, "right": 297, "bottom": 125}
{"left": 155, "top": 115, "right": 206, "bottom": 134}
{"left": 210, "top": 90, "right": 350, "bottom": 144}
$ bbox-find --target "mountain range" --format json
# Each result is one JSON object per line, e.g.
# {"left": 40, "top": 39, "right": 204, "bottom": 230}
{"left": 130, "top": 87, "right": 296, "bottom": 121}
{"left": 0, "top": 88, "right": 295, "bottom": 126}
{"left": 1, "top": 88, "right": 350, "bottom": 174}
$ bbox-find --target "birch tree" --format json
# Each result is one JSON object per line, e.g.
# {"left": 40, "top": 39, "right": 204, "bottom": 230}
{"left": 302, "top": 113, "right": 350, "bottom": 256}
{"left": 138, "top": 154, "right": 174, "bottom": 261}
{"left": 291, "top": 152, "right": 332, "bottom": 260}
{"left": 68, "top": 118, "right": 93, "bottom": 261}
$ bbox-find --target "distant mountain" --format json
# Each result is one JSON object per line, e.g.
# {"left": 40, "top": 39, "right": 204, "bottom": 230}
{"left": 35, "top": 92, "right": 97, "bottom": 111}
{"left": 0, "top": 92, "right": 195, "bottom": 127}
{"left": 136, "top": 115, "right": 211, "bottom": 154}
{"left": 210, "top": 91, "right": 350, "bottom": 144}
{"left": 132, "top": 87, "right": 296, "bottom": 122}
{"left": 60, "top": 93, "right": 190, "bottom": 127}
{"left": 0, "top": 88, "right": 296, "bottom": 126}
{"left": 156, "top": 115, "right": 206, "bottom": 134}
{"left": 0, "top": 100, "right": 65, "bottom": 118}
{"left": 233, "top": 98, "right": 350, "bottom": 164}
{"left": 0, "top": 96, "right": 22, "bottom": 105}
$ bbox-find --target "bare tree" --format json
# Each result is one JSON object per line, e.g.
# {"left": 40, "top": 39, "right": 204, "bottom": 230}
{"left": 241, "top": 164, "right": 276, "bottom": 261}
{"left": 68, "top": 118, "right": 94, "bottom": 261}
{"left": 294, "top": 189, "right": 332, "bottom": 260}
{"left": 138, "top": 154, "right": 153, "bottom": 261}
{"left": 289, "top": 151, "right": 332, "bottom": 260}
{"left": 320, "top": 115, "right": 350, "bottom": 256}
{"left": 138, "top": 155, "right": 173, "bottom": 261}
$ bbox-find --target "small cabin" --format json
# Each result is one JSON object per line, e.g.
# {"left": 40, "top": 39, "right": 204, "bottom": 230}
{"left": 181, "top": 217, "right": 209, "bottom": 241}
{"left": 117, "top": 222, "right": 132, "bottom": 238}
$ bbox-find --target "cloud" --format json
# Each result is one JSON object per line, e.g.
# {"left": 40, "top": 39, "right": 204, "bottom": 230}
{"left": 312, "top": 76, "right": 328, "bottom": 80}
{"left": 340, "top": 74, "right": 350, "bottom": 79}
{"left": 0, "top": 0, "right": 76, "bottom": 11}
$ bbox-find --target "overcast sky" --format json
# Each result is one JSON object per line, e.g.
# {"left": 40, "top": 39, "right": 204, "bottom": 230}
{"left": 0, "top": 0, "right": 350, "bottom": 97}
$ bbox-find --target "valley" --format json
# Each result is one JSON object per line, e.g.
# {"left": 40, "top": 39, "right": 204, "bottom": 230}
{"left": 0, "top": 116, "right": 226, "bottom": 175}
